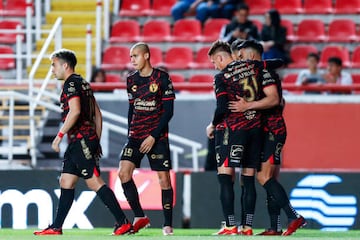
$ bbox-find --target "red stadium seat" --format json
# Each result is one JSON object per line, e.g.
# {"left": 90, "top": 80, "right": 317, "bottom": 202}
{"left": 101, "top": 46, "right": 130, "bottom": 70}
{"left": 147, "top": 0, "right": 176, "bottom": 16}
{"left": 328, "top": 19, "right": 358, "bottom": 43}
{"left": 303, "top": 0, "right": 333, "bottom": 14}
{"left": 0, "top": 20, "right": 24, "bottom": 44}
{"left": 169, "top": 73, "right": 185, "bottom": 83}
{"left": 297, "top": 19, "right": 326, "bottom": 42}
{"left": 200, "top": 18, "right": 229, "bottom": 42}
{"left": 0, "top": 45, "right": 15, "bottom": 69}
{"left": 288, "top": 45, "right": 318, "bottom": 68}
{"left": 188, "top": 74, "right": 213, "bottom": 83}
{"left": 319, "top": 45, "right": 351, "bottom": 68}
{"left": 245, "top": 0, "right": 271, "bottom": 14}
{"left": 3, "top": 0, "right": 30, "bottom": 16}
{"left": 142, "top": 20, "right": 171, "bottom": 42}
{"left": 274, "top": 0, "right": 303, "bottom": 14}
{"left": 190, "top": 46, "right": 213, "bottom": 69}
{"left": 164, "top": 47, "right": 193, "bottom": 69}
{"left": 109, "top": 20, "right": 140, "bottom": 43}
{"left": 105, "top": 74, "right": 122, "bottom": 83}
{"left": 351, "top": 46, "right": 360, "bottom": 68}
{"left": 149, "top": 46, "right": 163, "bottom": 67}
{"left": 171, "top": 19, "right": 202, "bottom": 42}
{"left": 352, "top": 74, "right": 360, "bottom": 84}
{"left": 119, "top": 0, "right": 150, "bottom": 17}
{"left": 281, "top": 19, "right": 296, "bottom": 42}
{"left": 282, "top": 73, "right": 298, "bottom": 84}
{"left": 334, "top": 0, "right": 360, "bottom": 13}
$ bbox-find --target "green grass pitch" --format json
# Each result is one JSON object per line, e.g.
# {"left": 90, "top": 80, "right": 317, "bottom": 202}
{"left": 1, "top": 228, "right": 360, "bottom": 240}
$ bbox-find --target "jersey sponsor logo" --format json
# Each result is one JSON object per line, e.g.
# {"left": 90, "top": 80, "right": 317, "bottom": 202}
{"left": 289, "top": 174, "right": 357, "bottom": 231}
{"left": 81, "top": 169, "right": 88, "bottom": 176}
{"left": 230, "top": 145, "right": 243, "bottom": 160}
{"left": 163, "top": 160, "right": 170, "bottom": 168}
{"left": 131, "top": 85, "right": 137, "bottom": 92}
{"left": 275, "top": 142, "right": 283, "bottom": 157}
{"left": 134, "top": 99, "right": 157, "bottom": 111}
{"left": 151, "top": 154, "right": 164, "bottom": 160}
{"left": 149, "top": 83, "right": 159, "bottom": 93}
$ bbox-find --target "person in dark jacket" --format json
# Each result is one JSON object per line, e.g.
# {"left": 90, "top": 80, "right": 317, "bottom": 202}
{"left": 220, "top": 3, "right": 259, "bottom": 44}
{"left": 260, "top": 9, "right": 288, "bottom": 62}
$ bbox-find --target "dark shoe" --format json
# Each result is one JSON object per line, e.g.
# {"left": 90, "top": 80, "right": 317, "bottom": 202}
{"left": 257, "top": 229, "right": 283, "bottom": 236}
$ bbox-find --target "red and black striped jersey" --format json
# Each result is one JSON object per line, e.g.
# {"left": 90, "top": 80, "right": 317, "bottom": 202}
{"left": 127, "top": 68, "right": 175, "bottom": 140}
{"left": 60, "top": 74, "right": 98, "bottom": 143}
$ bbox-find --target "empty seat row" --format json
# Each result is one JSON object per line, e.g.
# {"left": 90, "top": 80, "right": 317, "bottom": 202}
{"left": 283, "top": 73, "right": 360, "bottom": 84}
{"left": 0, "top": 0, "right": 30, "bottom": 17}
{"left": 120, "top": 0, "right": 176, "bottom": 17}
{"left": 247, "top": 0, "right": 360, "bottom": 14}
{"left": 0, "top": 45, "right": 16, "bottom": 70}
{"left": 110, "top": 18, "right": 229, "bottom": 43}
{"left": 289, "top": 45, "right": 360, "bottom": 69}
{"left": 101, "top": 46, "right": 213, "bottom": 71}
{"left": 0, "top": 20, "right": 24, "bottom": 44}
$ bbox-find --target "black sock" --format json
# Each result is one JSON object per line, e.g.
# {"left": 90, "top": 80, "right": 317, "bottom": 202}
{"left": 97, "top": 185, "right": 127, "bottom": 224}
{"left": 162, "top": 188, "right": 173, "bottom": 227}
{"left": 263, "top": 178, "right": 299, "bottom": 220}
{"left": 241, "top": 175, "right": 256, "bottom": 227}
{"left": 52, "top": 188, "right": 75, "bottom": 229}
{"left": 122, "top": 179, "right": 144, "bottom": 217}
{"left": 266, "top": 192, "right": 281, "bottom": 232}
{"left": 218, "top": 174, "right": 235, "bottom": 227}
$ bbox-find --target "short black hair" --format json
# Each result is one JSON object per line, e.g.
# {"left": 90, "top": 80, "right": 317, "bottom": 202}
{"left": 238, "top": 40, "right": 264, "bottom": 55}
{"left": 230, "top": 39, "right": 243, "bottom": 53}
{"left": 328, "top": 56, "right": 342, "bottom": 66}
{"left": 307, "top": 52, "right": 320, "bottom": 62}
{"left": 236, "top": 3, "right": 249, "bottom": 12}
{"left": 50, "top": 48, "right": 77, "bottom": 69}
{"left": 208, "top": 40, "right": 231, "bottom": 56}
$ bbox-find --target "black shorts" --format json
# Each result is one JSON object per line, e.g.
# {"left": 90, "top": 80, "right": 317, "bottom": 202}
{"left": 62, "top": 137, "right": 101, "bottom": 179}
{"left": 262, "top": 131, "right": 286, "bottom": 165}
{"left": 120, "top": 137, "right": 171, "bottom": 171}
{"left": 215, "top": 127, "right": 263, "bottom": 169}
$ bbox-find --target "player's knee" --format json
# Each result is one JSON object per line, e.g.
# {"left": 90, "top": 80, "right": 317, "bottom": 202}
{"left": 158, "top": 173, "right": 171, "bottom": 189}
{"left": 256, "top": 172, "right": 270, "bottom": 186}
{"left": 118, "top": 168, "right": 131, "bottom": 183}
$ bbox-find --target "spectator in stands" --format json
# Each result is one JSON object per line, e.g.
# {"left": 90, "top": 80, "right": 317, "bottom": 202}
{"left": 323, "top": 57, "right": 353, "bottom": 85}
{"left": 198, "top": 0, "right": 238, "bottom": 21}
{"left": 296, "top": 53, "right": 325, "bottom": 86}
{"left": 260, "top": 9, "right": 288, "bottom": 63}
{"left": 220, "top": 3, "right": 259, "bottom": 44}
{"left": 90, "top": 67, "right": 106, "bottom": 83}
{"left": 171, "top": 0, "right": 206, "bottom": 22}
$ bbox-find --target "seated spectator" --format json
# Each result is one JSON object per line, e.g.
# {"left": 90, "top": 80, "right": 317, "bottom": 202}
{"left": 198, "top": 0, "right": 238, "bottom": 21}
{"left": 296, "top": 53, "right": 325, "bottom": 86}
{"left": 323, "top": 57, "right": 352, "bottom": 85}
{"left": 260, "top": 9, "right": 288, "bottom": 63}
{"left": 171, "top": 0, "right": 206, "bottom": 22}
{"left": 220, "top": 3, "right": 259, "bottom": 44}
{"left": 90, "top": 67, "right": 106, "bottom": 83}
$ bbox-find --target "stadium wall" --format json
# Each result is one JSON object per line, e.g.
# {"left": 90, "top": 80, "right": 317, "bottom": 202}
{"left": 0, "top": 170, "right": 358, "bottom": 231}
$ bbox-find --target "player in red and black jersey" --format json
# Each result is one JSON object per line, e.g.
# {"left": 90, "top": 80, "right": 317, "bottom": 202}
{"left": 118, "top": 42, "right": 175, "bottom": 236}
{"left": 34, "top": 49, "right": 131, "bottom": 236}
{"left": 229, "top": 40, "right": 306, "bottom": 236}
{"left": 206, "top": 40, "right": 276, "bottom": 235}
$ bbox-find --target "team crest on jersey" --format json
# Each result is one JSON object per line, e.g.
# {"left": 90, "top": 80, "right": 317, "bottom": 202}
{"left": 224, "top": 73, "right": 231, "bottom": 79}
{"left": 131, "top": 85, "right": 137, "bottom": 92}
{"left": 149, "top": 83, "right": 158, "bottom": 93}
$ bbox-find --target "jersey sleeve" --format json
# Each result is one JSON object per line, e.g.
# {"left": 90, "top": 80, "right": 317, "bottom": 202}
{"left": 63, "top": 77, "right": 81, "bottom": 100}
{"left": 214, "top": 73, "right": 227, "bottom": 99}
{"left": 261, "top": 69, "right": 277, "bottom": 89}
{"left": 161, "top": 72, "right": 176, "bottom": 101}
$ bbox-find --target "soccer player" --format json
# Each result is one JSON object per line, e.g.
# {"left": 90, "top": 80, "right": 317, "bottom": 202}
{"left": 206, "top": 40, "right": 271, "bottom": 235}
{"left": 118, "top": 42, "right": 175, "bottom": 236}
{"left": 229, "top": 40, "right": 306, "bottom": 236}
{"left": 34, "top": 49, "right": 131, "bottom": 236}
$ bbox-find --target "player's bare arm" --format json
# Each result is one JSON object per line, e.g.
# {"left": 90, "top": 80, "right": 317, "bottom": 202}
{"left": 52, "top": 97, "right": 81, "bottom": 152}
{"left": 206, "top": 123, "right": 215, "bottom": 139}
{"left": 94, "top": 100, "right": 102, "bottom": 139}
{"left": 228, "top": 85, "right": 279, "bottom": 112}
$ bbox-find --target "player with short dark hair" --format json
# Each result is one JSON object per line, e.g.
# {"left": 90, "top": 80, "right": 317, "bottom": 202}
{"left": 118, "top": 42, "right": 175, "bottom": 236}
{"left": 206, "top": 40, "right": 275, "bottom": 235}
{"left": 34, "top": 49, "right": 132, "bottom": 236}
{"left": 229, "top": 40, "right": 306, "bottom": 236}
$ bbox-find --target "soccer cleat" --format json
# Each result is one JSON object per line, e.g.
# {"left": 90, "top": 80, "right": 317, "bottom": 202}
{"left": 33, "top": 227, "right": 62, "bottom": 235}
{"left": 239, "top": 228, "right": 253, "bottom": 235}
{"left": 257, "top": 229, "right": 283, "bottom": 236}
{"left": 133, "top": 216, "right": 150, "bottom": 233}
{"left": 162, "top": 226, "right": 174, "bottom": 236}
{"left": 212, "top": 226, "right": 238, "bottom": 235}
{"left": 282, "top": 216, "right": 306, "bottom": 236}
{"left": 112, "top": 222, "right": 133, "bottom": 235}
